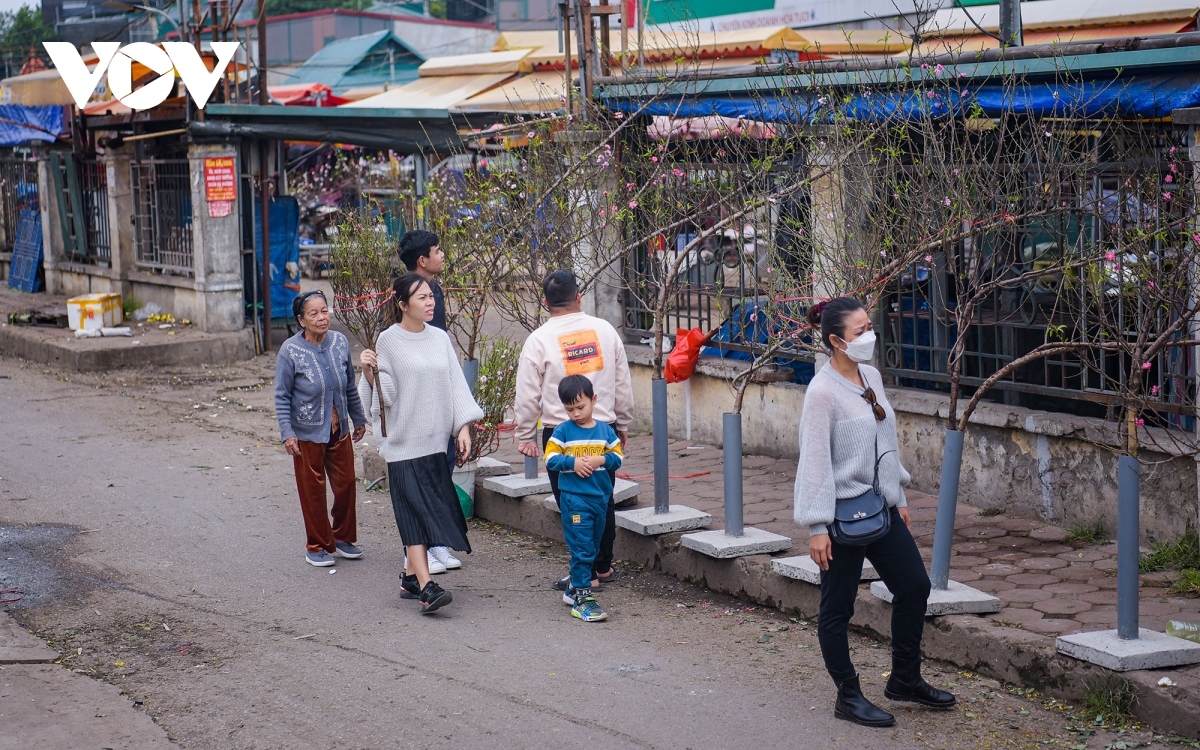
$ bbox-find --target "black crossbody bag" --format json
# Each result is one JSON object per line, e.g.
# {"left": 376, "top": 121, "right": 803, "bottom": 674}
{"left": 829, "top": 432, "right": 895, "bottom": 547}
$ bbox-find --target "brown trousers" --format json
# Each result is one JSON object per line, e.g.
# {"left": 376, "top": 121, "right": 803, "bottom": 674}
{"left": 293, "top": 426, "right": 357, "bottom": 553}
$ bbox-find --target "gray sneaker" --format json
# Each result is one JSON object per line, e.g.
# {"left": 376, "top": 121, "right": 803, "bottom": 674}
{"left": 334, "top": 541, "right": 363, "bottom": 559}
{"left": 305, "top": 551, "right": 336, "bottom": 567}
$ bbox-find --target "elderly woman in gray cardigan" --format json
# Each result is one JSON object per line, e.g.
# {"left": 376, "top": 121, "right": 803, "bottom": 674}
{"left": 794, "top": 297, "right": 955, "bottom": 730}
{"left": 275, "top": 290, "right": 367, "bottom": 568}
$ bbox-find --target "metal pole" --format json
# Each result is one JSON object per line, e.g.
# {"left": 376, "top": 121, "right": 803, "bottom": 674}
{"left": 683, "top": 378, "right": 692, "bottom": 441}
{"left": 259, "top": 139, "right": 272, "bottom": 348}
{"left": 256, "top": 0, "right": 267, "bottom": 104}
{"left": 999, "top": 0, "right": 1023, "bottom": 47}
{"left": 930, "top": 428, "right": 964, "bottom": 590}
{"left": 1117, "top": 454, "right": 1140, "bottom": 640}
{"left": 462, "top": 358, "right": 479, "bottom": 395}
{"left": 723, "top": 413, "right": 743, "bottom": 537}
{"left": 652, "top": 377, "right": 669, "bottom": 514}
{"left": 524, "top": 454, "right": 539, "bottom": 480}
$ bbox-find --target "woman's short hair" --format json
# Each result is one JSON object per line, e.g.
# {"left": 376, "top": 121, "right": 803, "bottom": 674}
{"left": 392, "top": 273, "right": 430, "bottom": 321}
{"left": 292, "top": 289, "right": 327, "bottom": 323}
{"left": 806, "top": 297, "right": 866, "bottom": 350}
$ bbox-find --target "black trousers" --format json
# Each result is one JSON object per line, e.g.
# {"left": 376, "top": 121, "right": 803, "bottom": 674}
{"left": 818, "top": 507, "right": 931, "bottom": 685}
{"left": 542, "top": 425, "right": 617, "bottom": 577}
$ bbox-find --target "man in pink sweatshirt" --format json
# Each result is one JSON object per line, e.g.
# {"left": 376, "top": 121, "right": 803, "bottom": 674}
{"left": 516, "top": 270, "right": 634, "bottom": 590}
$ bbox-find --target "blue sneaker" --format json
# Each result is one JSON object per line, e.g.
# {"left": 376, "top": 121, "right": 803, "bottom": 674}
{"left": 334, "top": 541, "right": 363, "bottom": 559}
{"left": 570, "top": 589, "right": 608, "bottom": 622}
{"left": 305, "top": 551, "right": 336, "bottom": 567}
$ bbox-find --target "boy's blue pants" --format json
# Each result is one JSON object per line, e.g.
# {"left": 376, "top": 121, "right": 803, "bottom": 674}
{"left": 560, "top": 491, "right": 607, "bottom": 590}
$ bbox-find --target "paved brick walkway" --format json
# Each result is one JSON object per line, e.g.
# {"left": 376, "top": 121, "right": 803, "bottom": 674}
{"left": 494, "top": 433, "right": 1200, "bottom": 638}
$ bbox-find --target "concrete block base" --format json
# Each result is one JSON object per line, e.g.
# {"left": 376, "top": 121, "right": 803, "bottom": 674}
{"left": 613, "top": 478, "right": 639, "bottom": 507}
{"left": 614, "top": 505, "right": 712, "bottom": 535}
{"left": 476, "top": 457, "right": 512, "bottom": 477}
{"left": 871, "top": 580, "right": 1001, "bottom": 616}
{"left": 772, "top": 555, "right": 878, "bottom": 585}
{"left": 482, "top": 474, "right": 551, "bottom": 498}
{"left": 680, "top": 527, "right": 792, "bottom": 559}
{"left": 1056, "top": 628, "right": 1200, "bottom": 671}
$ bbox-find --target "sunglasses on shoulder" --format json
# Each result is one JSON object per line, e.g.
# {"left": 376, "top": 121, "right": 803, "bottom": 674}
{"left": 861, "top": 387, "right": 886, "bottom": 422}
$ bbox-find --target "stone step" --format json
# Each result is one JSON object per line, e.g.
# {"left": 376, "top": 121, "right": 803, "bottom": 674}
{"left": 680, "top": 527, "right": 793, "bottom": 559}
{"left": 772, "top": 555, "right": 878, "bottom": 585}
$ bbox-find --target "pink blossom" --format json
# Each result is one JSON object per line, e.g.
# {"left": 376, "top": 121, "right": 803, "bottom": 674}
{"left": 1165, "top": 174, "right": 1174, "bottom": 183}
{"left": 629, "top": 200, "right": 638, "bottom": 209}
{"left": 925, "top": 255, "right": 932, "bottom": 262}
{"left": 528, "top": 131, "right": 536, "bottom": 138}
{"left": 1170, "top": 146, "right": 1177, "bottom": 153}
{"left": 880, "top": 250, "right": 887, "bottom": 257}
{"left": 1193, "top": 233, "right": 1200, "bottom": 243}
{"left": 826, "top": 212, "right": 834, "bottom": 220}
{"left": 953, "top": 169, "right": 959, "bottom": 176}
{"left": 1164, "top": 192, "right": 1173, "bottom": 201}
{"left": 1142, "top": 362, "right": 1152, "bottom": 370}
{"left": 943, "top": 197, "right": 951, "bottom": 206}
{"left": 1105, "top": 251, "right": 1116, "bottom": 261}
{"left": 1136, "top": 418, "right": 1145, "bottom": 427}
{"left": 958, "top": 72, "right": 965, "bottom": 78}
{"left": 935, "top": 64, "right": 945, "bottom": 76}
{"left": 625, "top": 182, "right": 635, "bottom": 191}
{"left": 920, "top": 63, "right": 928, "bottom": 70}
{"left": 651, "top": 156, "right": 658, "bottom": 162}
{"left": 1170, "top": 163, "right": 1178, "bottom": 172}
{"left": 1151, "top": 385, "right": 1160, "bottom": 395}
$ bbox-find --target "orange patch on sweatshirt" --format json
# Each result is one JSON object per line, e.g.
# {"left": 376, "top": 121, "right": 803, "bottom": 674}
{"left": 558, "top": 330, "right": 604, "bottom": 376}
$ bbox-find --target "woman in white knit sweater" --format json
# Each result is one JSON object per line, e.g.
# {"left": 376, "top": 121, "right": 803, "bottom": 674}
{"left": 360, "top": 273, "right": 483, "bottom": 614}
{"left": 794, "top": 297, "right": 955, "bottom": 728}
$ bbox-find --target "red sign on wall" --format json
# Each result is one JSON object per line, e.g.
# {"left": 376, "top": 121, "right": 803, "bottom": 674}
{"left": 204, "top": 157, "right": 236, "bottom": 202}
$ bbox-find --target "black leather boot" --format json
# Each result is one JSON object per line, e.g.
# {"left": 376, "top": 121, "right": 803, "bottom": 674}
{"left": 883, "top": 658, "right": 956, "bottom": 709}
{"left": 834, "top": 676, "right": 896, "bottom": 727}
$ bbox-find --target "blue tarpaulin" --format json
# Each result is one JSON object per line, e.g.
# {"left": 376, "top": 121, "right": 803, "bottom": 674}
{"left": 609, "top": 71, "right": 1200, "bottom": 123}
{"left": 254, "top": 196, "right": 301, "bottom": 322}
{"left": 0, "top": 105, "right": 63, "bottom": 146}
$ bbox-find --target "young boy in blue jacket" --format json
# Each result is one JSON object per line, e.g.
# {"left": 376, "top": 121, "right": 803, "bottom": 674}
{"left": 544, "top": 375, "right": 624, "bottom": 622}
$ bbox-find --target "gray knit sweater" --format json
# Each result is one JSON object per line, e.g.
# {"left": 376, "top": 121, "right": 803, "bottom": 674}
{"left": 357, "top": 323, "right": 484, "bottom": 463}
{"left": 793, "top": 363, "right": 910, "bottom": 536}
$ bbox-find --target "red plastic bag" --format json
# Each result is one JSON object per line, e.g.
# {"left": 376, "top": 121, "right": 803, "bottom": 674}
{"left": 664, "top": 327, "right": 710, "bottom": 383}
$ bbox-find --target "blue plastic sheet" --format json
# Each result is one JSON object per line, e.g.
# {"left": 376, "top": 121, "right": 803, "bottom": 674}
{"left": 701, "top": 298, "right": 816, "bottom": 384}
{"left": 609, "top": 71, "right": 1200, "bottom": 123}
{"left": 254, "top": 196, "right": 301, "bottom": 321}
{"left": 0, "top": 105, "right": 63, "bottom": 146}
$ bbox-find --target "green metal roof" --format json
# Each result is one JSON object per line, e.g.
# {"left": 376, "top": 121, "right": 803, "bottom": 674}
{"left": 198, "top": 103, "right": 462, "bottom": 152}
{"left": 289, "top": 30, "right": 425, "bottom": 92}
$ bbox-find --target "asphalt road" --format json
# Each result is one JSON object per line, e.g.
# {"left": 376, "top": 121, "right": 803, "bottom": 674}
{"left": 0, "top": 356, "right": 1163, "bottom": 750}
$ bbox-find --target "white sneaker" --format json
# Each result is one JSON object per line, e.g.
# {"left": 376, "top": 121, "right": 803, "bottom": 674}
{"left": 426, "top": 550, "right": 448, "bottom": 575}
{"left": 430, "top": 546, "right": 462, "bottom": 570}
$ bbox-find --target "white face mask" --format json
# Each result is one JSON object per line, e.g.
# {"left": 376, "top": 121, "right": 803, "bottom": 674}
{"left": 838, "top": 330, "right": 876, "bottom": 363}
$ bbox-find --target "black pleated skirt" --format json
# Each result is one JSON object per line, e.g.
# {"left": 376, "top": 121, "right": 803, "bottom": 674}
{"left": 387, "top": 453, "right": 471, "bottom": 553}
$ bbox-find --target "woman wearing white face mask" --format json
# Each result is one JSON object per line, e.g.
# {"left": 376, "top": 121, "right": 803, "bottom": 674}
{"left": 793, "top": 297, "right": 955, "bottom": 728}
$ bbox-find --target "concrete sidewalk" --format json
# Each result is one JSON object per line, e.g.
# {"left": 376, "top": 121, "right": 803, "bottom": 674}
{"left": 480, "top": 433, "right": 1200, "bottom": 739}
{"left": 0, "top": 609, "right": 176, "bottom": 749}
